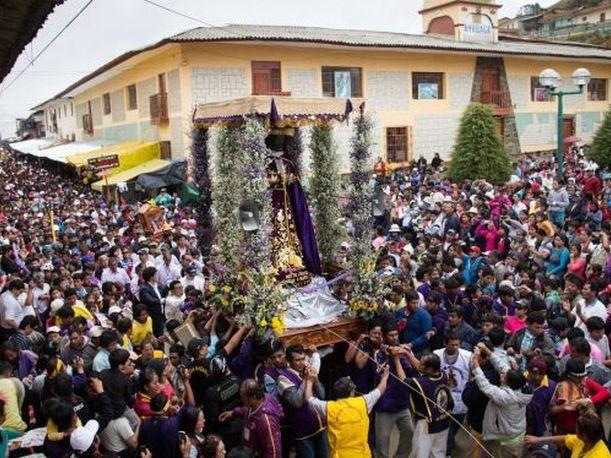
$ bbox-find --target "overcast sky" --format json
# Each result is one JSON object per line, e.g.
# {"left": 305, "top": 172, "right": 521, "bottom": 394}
{"left": 0, "top": 0, "right": 557, "bottom": 137}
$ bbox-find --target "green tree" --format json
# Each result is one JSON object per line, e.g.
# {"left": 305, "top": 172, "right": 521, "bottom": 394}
{"left": 447, "top": 103, "right": 511, "bottom": 184}
{"left": 588, "top": 109, "right": 611, "bottom": 169}
{"left": 309, "top": 124, "right": 343, "bottom": 264}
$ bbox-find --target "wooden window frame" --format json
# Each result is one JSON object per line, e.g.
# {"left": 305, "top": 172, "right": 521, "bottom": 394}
{"left": 530, "top": 77, "right": 551, "bottom": 102}
{"left": 102, "top": 93, "right": 111, "bottom": 115}
{"left": 386, "top": 126, "right": 411, "bottom": 163}
{"left": 126, "top": 84, "right": 138, "bottom": 110}
{"left": 251, "top": 61, "right": 282, "bottom": 95}
{"left": 588, "top": 78, "right": 608, "bottom": 101}
{"left": 412, "top": 72, "right": 445, "bottom": 100}
{"left": 321, "top": 67, "right": 363, "bottom": 98}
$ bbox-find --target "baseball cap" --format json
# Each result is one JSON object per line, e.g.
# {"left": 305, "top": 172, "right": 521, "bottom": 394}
{"left": 527, "top": 357, "right": 547, "bottom": 375}
{"left": 108, "top": 306, "right": 122, "bottom": 316}
{"left": 70, "top": 420, "right": 99, "bottom": 453}
{"left": 470, "top": 246, "right": 481, "bottom": 254}
{"left": 550, "top": 317, "right": 569, "bottom": 331}
{"left": 389, "top": 224, "right": 401, "bottom": 233}
{"left": 188, "top": 337, "right": 210, "bottom": 358}
{"left": 46, "top": 326, "right": 61, "bottom": 335}
{"left": 89, "top": 326, "right": 103, "bottom": 338}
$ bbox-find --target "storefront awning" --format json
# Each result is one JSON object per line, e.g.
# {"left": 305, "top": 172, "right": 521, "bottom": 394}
{"left": 91, "top": 158, "right": 170, "bottom": 191}
{"left": 67, "top": 141, "right": 162, "bottom": 177}
{"left": 193, "top": 96, "right": 363, "bottom": 127}
{"left": 66, "top": 141, "right": 140, "bottom": 167}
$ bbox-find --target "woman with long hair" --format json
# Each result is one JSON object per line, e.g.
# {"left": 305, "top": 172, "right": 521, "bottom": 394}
{"left": 525, "top": 412, "right": 610, "bottom": 458}
{"left": 134, "top": 367, "right": 161, "bottom": 419}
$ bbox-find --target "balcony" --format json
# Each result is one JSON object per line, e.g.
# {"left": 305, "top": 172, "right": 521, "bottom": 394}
{"left": 150, "top": 93, "right": 169, "bottom": 125}
{"left": 481, "top": 90, "right": 513, "bottom": 115}
{"left": 82, "top": 114, "right": 93, "bottom": 135}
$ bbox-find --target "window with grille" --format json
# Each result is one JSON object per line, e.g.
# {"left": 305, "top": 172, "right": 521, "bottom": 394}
{"left": 321, "top": 67, "right": 362, "bottom": 97}
{"left": 127, "top": 85, "right": 138, "bottom": 110}
{"left": 412, "top": 72, "right": 444, "bottom": 99}
{"left": 103, "top": 93, "right": 111, "bottom": 115}
{"left": 386, "top": 127, "right": 409, "bottom": 163}
{"left": 588, "top": 78, "right": 607, "bottom": 101}
{"left": 251, "top": 61, "right": 282, "bottom": 95}
{"left": 531, "top": 77, "right": 550, "bottom": 102}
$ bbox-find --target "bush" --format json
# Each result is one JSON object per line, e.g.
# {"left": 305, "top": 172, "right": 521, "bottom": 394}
{"left": 588, "top": 109, "right": 611, "bottom": 169}
{"left": 447, "top": 103, "right": 512, "bottom": 184}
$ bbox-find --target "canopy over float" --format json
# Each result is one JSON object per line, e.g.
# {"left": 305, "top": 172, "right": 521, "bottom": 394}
{"left": 191, "top": 96, "right": 367, "bottom": 345}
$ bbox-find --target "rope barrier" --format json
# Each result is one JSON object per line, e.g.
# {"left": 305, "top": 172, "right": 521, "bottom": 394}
{"left": 292, "top": 297, "right": 496, "bottom": 458}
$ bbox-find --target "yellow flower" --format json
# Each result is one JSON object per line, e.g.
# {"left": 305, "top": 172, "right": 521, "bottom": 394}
{"left": 271, "top": 316, "right": 285, "bottom": 336}
{"left": 221, "top": 298, "right": 229, "bottom": 307}
{"left": 260, "top": 319, "right": 268, "bottom": 327}
{"left": 208, "top": 284, "right": 217, "bottom": 293}
{"left": 222, "top": 285, "right": 232, "bottom": 293}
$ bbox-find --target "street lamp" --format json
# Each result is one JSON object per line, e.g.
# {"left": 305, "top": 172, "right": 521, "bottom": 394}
{"left": 539, "top": 67, "right": 591, "bottom": 180}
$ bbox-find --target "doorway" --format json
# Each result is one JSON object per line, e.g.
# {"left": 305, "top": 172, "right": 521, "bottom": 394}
{"left": 562, "top": 117, "right": 574, "bottom": 155}
{"left": 481, "top": 66, "right": 500, "bottom": 105}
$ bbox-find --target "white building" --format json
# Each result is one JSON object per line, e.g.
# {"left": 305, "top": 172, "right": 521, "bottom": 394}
{"left": 32, "top": 97, "right": 77, "bottom": 141}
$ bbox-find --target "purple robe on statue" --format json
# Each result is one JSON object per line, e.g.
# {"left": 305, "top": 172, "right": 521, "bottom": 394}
{"left": 288, "top": 181, "right": 322, "bottom": 275}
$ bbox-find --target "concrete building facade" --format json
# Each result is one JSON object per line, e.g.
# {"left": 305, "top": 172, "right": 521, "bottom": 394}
{"left": 32, "top": 0, "right": 611, "bottom": 173}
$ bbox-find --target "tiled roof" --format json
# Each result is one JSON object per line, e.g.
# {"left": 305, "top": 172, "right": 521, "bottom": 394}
{"left": 52, "top": 24, "right": 610, "bottom": 100}
{"left": 170, "top": 24, "right": 611, "bottom": 59}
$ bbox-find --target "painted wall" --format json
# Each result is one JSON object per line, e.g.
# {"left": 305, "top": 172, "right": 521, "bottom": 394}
{"left": 504, "top": 57, "right": 610, "bottom": 153}
{"left": 67, "top": 40, "right": 610, "bottom": 173}
{"left": 43, "top": 98, "right": 76, "bottom": 141}
{"left": 72, "top": 44, "right": 184, "bottom": 157}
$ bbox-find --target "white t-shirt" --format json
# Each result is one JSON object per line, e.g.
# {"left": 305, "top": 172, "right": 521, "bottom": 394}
{"left": 32, "top": 283, "right": 50, "bottom": 314}
{"left": 99, "top": 417, "right": 134, "bottom": 452}
{"left": 576, "top": 299, "right": 608, "bottom": 332}
{"left": 0, "top": 291, "right": 25, "bottom": 330}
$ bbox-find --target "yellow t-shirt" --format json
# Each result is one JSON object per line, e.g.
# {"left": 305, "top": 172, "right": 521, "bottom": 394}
{"left": 130, "top": 317, "right": 153, "bottom": 347}
{"left": 0, "top": 378, "right": 26, "bottom": 432}
{"left": 565, "top": 435, "right": 611, "bottom": 458}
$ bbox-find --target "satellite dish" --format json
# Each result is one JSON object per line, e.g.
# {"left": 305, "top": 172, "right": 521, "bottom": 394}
{"left": 237, "top": 199, "right": 260, "bottom": 232}
{"left": 372, "top": 189, "right": 386, "bottom": 217}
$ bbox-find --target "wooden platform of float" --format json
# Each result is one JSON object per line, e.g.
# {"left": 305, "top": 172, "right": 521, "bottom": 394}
{"left": 280, "top": 316, "right": 365, "bottom": 347}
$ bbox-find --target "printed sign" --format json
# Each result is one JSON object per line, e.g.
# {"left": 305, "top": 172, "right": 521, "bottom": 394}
{"left": 334, "top": 71, "right": 352, "bottom": 98}
{"left": 418, "top": 83, "right": 439, "bottom": 100}
{"left": 463, "top": 14, "right": 494, "bottom": 43}
{"left": 87, "top": 154, "right": 119, "bottom": 172}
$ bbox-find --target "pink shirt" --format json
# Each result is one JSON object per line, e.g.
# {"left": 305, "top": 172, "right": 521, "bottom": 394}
{"left": 504, "top": 316, "right": 526, "bottom": 335}
{"left": 559, "top": 341, "right": 603, "bottom": 363}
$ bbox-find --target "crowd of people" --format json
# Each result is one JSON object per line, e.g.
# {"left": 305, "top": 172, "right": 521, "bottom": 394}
{"left": 0, "top": 145, "right": 610, "bottom": 458}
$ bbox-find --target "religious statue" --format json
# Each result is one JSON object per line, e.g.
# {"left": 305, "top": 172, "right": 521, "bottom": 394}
{"left": 266, "top": 133, "right": 321, "bottom": 278}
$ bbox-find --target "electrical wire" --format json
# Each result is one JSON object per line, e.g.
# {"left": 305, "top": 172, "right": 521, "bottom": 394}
{"left": 141, "top": 0, "right": 249, "bottom": 38}
{"left": 292, "top": 297, "right": 496, "bottom": 458}
{"left": 0, "top": 0, "right": 95, "bottom": 97}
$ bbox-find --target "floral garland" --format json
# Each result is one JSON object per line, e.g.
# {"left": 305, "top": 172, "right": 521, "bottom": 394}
{"left": 206, "top": 270, "right": 245, "bottom": 314}
{"left": 309, "top": 124, "right": 343, "bottom": 264}
{"left": 191, "top": 127, "right": 214, "bottom": 261}
{"left": 211, "top": 126, "right": 244, "bottom": 272}
{"left": 284, "top": 127, "right": 304, "bottom": 177}
{"left": 239, "top": 119, "right": 287, "bottom": 338}
{"left": 347, "top": 110, "right": 379, "bottom": 316}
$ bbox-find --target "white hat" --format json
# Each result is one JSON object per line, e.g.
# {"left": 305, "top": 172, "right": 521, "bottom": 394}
{"left": 107, "top": 306, "right": 122, "bottom": 316}
{"left": 89, "top": 326, "right": 103, "bottom": 338}
{"left": 70, "top": 420, "right": 99, "bottom": 453}
{"left": 46, "top": 326, "right": 61, "bottom": 334}
{"left": 389, "top": 224, "right": 401, "bottom": 233}
{"left": 50, "top": 299, "right": 64, "bottom": 315}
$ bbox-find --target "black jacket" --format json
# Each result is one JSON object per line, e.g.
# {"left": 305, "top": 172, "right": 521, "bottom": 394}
{"left": 139, "top": 283, "right": 162, "bottom": 316}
